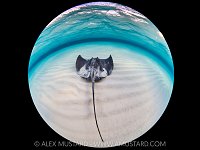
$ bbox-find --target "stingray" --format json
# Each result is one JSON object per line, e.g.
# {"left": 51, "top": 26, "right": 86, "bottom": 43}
{"left": 76, "top": 55, "right": 114, "bottom": 142}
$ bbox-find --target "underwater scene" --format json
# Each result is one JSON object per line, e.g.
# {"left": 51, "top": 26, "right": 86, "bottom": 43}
{"left": 28, "top": 2, "right": 174, "bottom": 147}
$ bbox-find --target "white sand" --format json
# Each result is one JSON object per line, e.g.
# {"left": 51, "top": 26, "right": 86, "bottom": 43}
{"left": 29, "top": 43, "right": 172, "bottom": 147}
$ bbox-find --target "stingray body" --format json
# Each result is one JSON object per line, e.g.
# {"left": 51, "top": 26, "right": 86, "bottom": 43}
{"left": 76, "top": 55, "right": 114, "bottom": 142}
{"left": 76, "top": 55, "right": 113, "bottom": 82}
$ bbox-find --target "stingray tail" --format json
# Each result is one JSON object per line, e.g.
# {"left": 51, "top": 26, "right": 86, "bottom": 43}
{"left": 92, "top": 81, "right": 104, "bottom": 142}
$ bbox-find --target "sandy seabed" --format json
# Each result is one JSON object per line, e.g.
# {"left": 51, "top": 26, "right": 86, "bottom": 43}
{"left": 29, "top": 42, "right": 172, "bottom": 147}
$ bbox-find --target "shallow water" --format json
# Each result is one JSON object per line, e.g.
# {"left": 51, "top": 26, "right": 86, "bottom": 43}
{"left": 28, "top": 2, "right": 174, "bottom": 147}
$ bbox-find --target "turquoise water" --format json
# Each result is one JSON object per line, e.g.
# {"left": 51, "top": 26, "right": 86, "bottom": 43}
{"left": 28, "top": 2, "right": 174, "bottom": 147}
{"left": 28, "top": 2, "right": 173, "bottom": 82}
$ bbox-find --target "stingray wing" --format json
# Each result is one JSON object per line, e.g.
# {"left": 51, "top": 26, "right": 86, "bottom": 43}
{"left": 76, "top": 55, "right": 90, "bottom": 79}
{"left": 76, "top": 55, "right": 87, "bottom": 72}
{"left": 99, "top": 55, "right": 114, "bottom": 76}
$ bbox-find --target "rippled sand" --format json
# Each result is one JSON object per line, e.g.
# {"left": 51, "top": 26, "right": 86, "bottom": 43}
{"left": 30, "top": 42, "right": 172, "bottom": 147}
{"left": 29, "top": 2, "right": 174, "bottom": 147}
